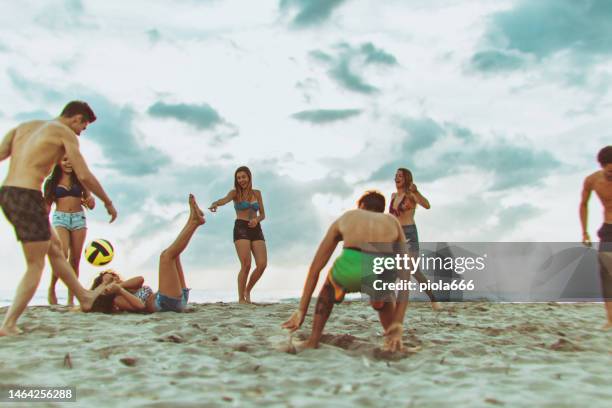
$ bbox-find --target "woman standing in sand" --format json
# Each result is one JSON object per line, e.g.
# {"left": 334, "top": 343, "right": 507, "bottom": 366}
{"left": 389, "top": 168, "right": 440, "bottom": 310}
{"left": 89, "top": 194, "right": 205, "bottom": 313}
{"left": 44, "top": 156, "right": 95, "bottom": 306}
{"left": 208, "top": 166, "right": 267, "bottom": 304}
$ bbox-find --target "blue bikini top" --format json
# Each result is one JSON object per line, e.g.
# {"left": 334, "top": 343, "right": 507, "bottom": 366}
{"left": 55, "top": 184, "right": 83, "bottom": 199}
{"left": 234, "top": 201, "right": 259, "bottom": 211}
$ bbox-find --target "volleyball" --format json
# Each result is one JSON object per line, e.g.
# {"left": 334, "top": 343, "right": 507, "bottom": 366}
{"left": 84, "top": 239, "right": 115, "bottom": 266}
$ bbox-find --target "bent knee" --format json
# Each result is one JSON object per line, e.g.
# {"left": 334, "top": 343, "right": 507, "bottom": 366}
{"left": 26, "top": 258, "right": 46, "bottom": 273}
{"left": 48, "top": 241, "right": 65, "bottom": 259}
{"left": 159, "top": 249, "right": 174, "bottom": 262}
{"left": 256, "top": 261, "right": 267, "bottom": 271}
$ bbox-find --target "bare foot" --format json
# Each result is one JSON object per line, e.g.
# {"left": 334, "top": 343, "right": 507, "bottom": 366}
{"left": 189, "top": 194, "right": 205, "bottom": 225}
{"left": 0, "top": 325, "right": 23, "bottom": 337}
{"left": 603, "top": 322, "right": 612, "bottom": 330}
{"left": 79, "top": 283, "right": 109, "bottom": 312}
{"left": 299, "top": 339, "right": 319, "bottom": 350}
{"left": 48, "top": 288, "right": 58, "bottom": 305}
{"left": 431, "top": 301, "right": 442, "bottom": 312}
{"left": 238, "top": 299, "right": 249, "bottom": 305}
{"left": 244, "top": 291, "right": 252, "bottom": 304}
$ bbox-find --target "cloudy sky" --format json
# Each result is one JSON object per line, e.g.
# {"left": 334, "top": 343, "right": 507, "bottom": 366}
{"left": 0, "top": 0, "right": 610, "bottom": 296}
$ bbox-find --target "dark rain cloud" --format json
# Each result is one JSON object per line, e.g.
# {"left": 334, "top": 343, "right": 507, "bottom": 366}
{"left": 369, "top": 117, "right": 559, "bottom": 191}
{"left": 291, "top": 108, "right": 362, "bottom": 124}
{"left": 309, "top": 42, "right": 398, "bottom": 94}
{"left": 280, "top": 0, "right": 349, "bottom": 27}
{"left": 472, "top": 0, "right": 612, "bottom": 74}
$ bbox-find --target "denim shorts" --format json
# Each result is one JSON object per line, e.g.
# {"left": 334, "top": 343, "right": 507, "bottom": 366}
{"left": 52, "top": 211, "right": 87, "bottom": 231}
{"left": 402, "top": 224, "right": 419, "bottom": 252}
{"left": 154, "top": 288, "right": 190, "bottom": 312}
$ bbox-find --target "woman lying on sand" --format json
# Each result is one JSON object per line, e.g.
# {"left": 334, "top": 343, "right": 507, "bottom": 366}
{"left": 90, "top": 194, "right": 205, "bottom": 313}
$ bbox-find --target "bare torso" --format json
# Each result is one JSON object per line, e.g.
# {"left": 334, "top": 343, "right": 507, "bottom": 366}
{"left": 337, "top": 209, "right": 402, "bottom": 247}
{"left": 589, "top": 171, "right": 612, "bottom": 223}
{"left": 3, "top": 120, "right": 70, "bottom": 191}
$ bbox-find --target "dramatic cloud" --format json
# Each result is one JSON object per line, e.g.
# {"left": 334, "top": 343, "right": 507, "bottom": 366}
{"left": 280, "top": 0, "right": 349, "bottom": 27}
{"left": 147, "top": 101, "right": 238, "bottom": 143}
{"left": 370, "top": 117, "right": 560, "bottom": 191}
{"left": 148, "top": 102, "right": 224, "bottom": 130}
{"left": 291, "top": 108, "right": 362, "bottom": 124}
{"left": 310, "top": 42, "right": 398, "bottom": 94}
{"left": 470, "top": 50, "right": 526, "bottom": 73}
{"left": 7, "top": 71, "right": 170, "bottom": 176}
{"left": 472, "top": 0, "right": 612, "bottom": 76}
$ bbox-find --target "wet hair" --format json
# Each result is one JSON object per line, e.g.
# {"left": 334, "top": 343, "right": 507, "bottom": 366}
{"left": 42, "top": 164, "right": 84, "bottom": 207}
{"left": 234, "top": 166, "right": 253, "bottom": 202}
{"left": 397, "top": 168, "right": 413, "bottom": 192}
{"left": 89, "top": 271, "right": 117, "bottom": 314}
{"left": 597, "top": 146, "right": 612, "bottom": 166}
{"left": 60, "top": 101, "right": 96, "bottom": 123}
{"left": 357, "top": 190, "right": 386, "bottom": 213}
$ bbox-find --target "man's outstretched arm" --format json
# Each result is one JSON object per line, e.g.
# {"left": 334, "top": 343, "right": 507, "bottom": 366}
{"left": 580, "top": 176, "right": 593, "bottom": 245}
{"left": 0, "top": 128, "right": 16, "bottom": 162}
{"left": 61, "top": 130, "right": 117, "bottom": 222}
{"left": 282, "top": 220, "right": 341, "bottom": 331}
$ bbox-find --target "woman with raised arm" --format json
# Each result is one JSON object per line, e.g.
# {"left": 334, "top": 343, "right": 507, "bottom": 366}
{"left": 44, "top": 156, "right": 95, "bottom": 305}
{"left": 209, "top": 166, "right": 267, "bottom": 304}
{"left": 389, "top": 168, "right": 440, "bottom": 310}
{"left": 89, "top": 194, "right": 205, "bottom": 313}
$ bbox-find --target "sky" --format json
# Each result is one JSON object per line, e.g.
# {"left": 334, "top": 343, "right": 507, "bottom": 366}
{"left": 0, "top": 0, "right": 610, "bottom": 296}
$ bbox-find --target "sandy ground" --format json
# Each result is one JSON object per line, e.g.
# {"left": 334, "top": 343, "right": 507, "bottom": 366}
{"left": 0, "top": 302, "right": 610, "bottom": 407}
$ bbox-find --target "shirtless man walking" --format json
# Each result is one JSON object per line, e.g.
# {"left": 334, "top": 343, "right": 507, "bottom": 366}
{"left": 580, "top": 145, "right": 612, "bottom": 329}
{"left": 0, "top": 101, "right": 117, "bottom": 336}
{"left": 282, "top": 191, "right": 410, "bottom": 352}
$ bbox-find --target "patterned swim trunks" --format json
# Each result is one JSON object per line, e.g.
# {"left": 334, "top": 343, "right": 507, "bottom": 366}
{"left": 0, "top": 186, "right": 51, "bottom": 242}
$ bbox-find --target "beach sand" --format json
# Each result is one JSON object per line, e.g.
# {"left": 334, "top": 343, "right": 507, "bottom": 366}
{"left": 0, "top": 302, "right": 610, "bottom": 407}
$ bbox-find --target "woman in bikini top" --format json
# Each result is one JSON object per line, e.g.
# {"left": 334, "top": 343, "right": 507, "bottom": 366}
{"left": 389, "top": 168, "right": 440, "bottom": 309}
{"left": 43, "top": 156, "right": 95, "bottom": 306}
{"left": 389, "top": 168, "right": 429, "bottom": 227}
{"left": 208, "top": 166, "right": 267, "bottom": 304}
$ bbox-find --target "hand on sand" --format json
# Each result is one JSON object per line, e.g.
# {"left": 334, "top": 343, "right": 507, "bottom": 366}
{"left": 189, "top": 194, "right": 205, "bottom": 225}
{"left": 383, "top": 322, "right": 404, "bottom": 352}
{"left": 105, "top": 202, "right": 118, "bottom": 223}
{"left": 281, "top": 310, "right": 304, "bottom": 332}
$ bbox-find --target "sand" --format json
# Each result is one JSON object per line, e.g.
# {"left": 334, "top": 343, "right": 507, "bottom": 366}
{"left": 0, "top": 302, "right": 610, "bottom": 407}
